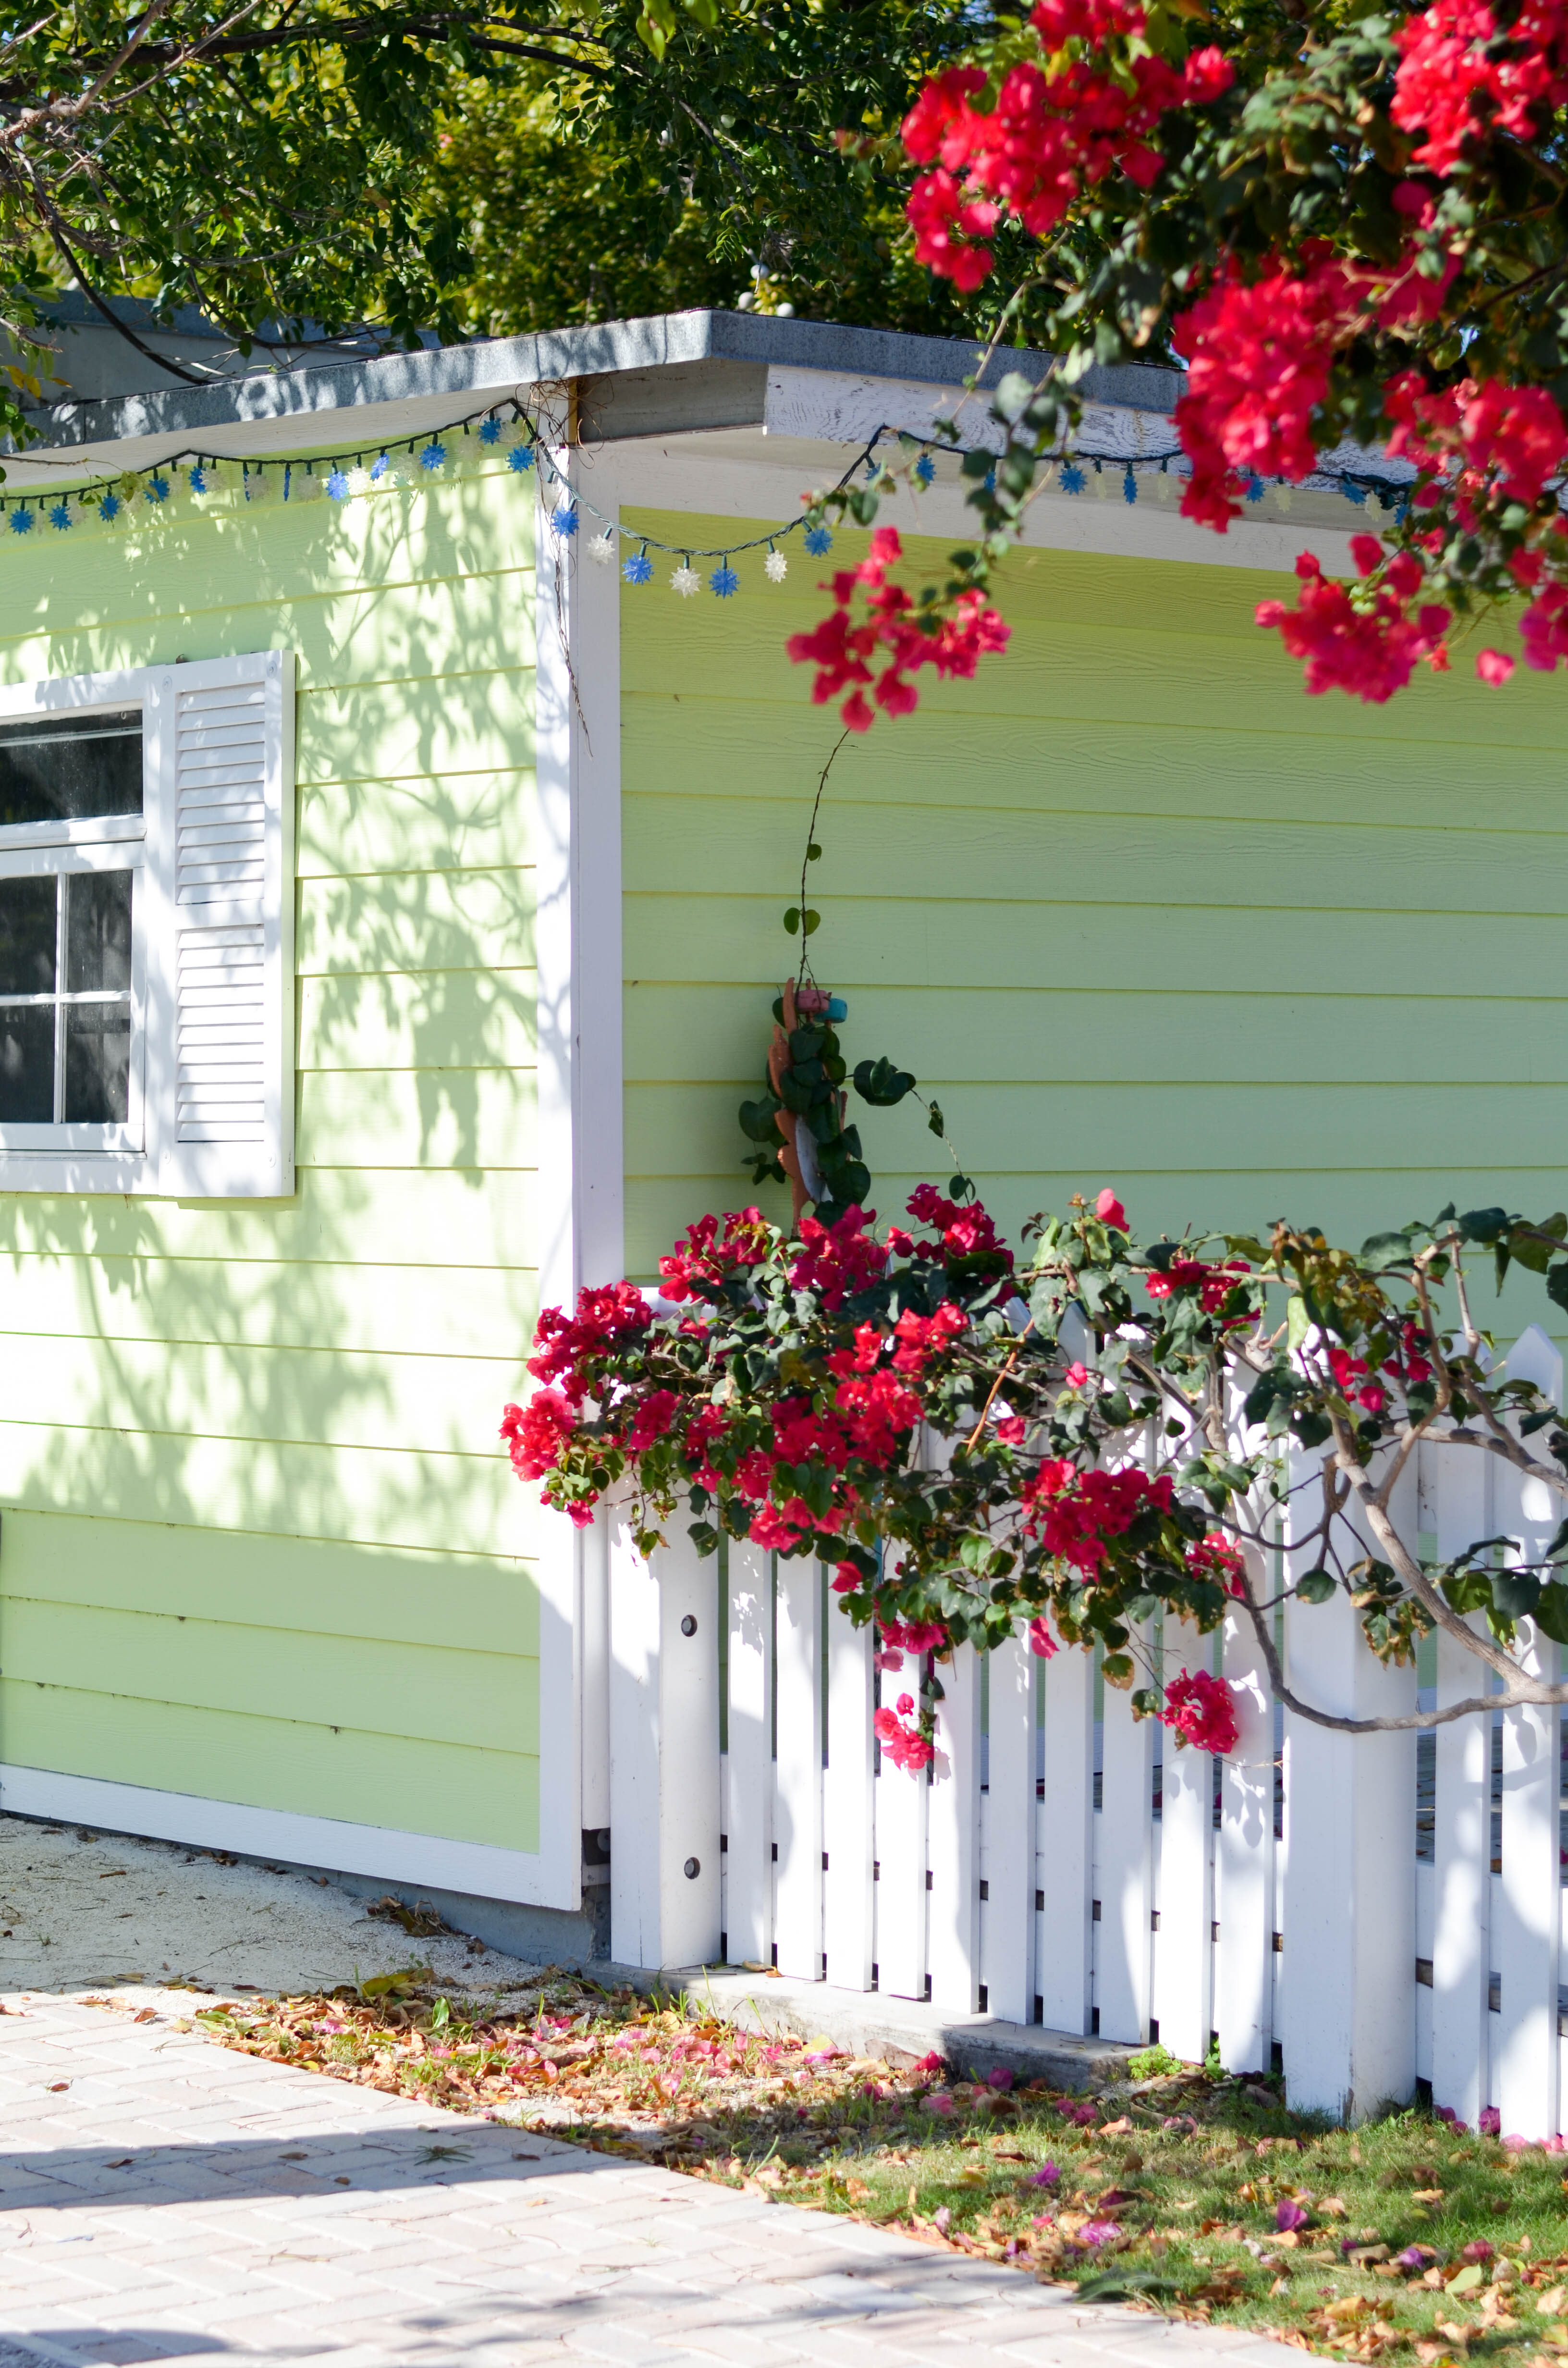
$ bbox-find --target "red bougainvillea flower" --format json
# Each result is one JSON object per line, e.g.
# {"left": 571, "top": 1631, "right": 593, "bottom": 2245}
{"left": 1256, "top": 551, "right": 1451, "bottom": 703}
{"left": 1392, "top": 0, "right": 1568, "bottom": 175}
{"left": 787, "top": 527, "right": 1009, "bottom": 731}
{"left": 1161, "top": 1667, "right": 1239, "bottom": 1755}
{"left": 1020, "top": 1460, "right": 1173, "bottom": 1575}
{"left": 659, "top": 1207, "right": 772, "bottom": 1301}
{"left": 881, "top": 1616, "right": 950, "bottom": 1654}
{"left": 1027, "top": 1616, "right": 1059, "bottom": 1658}
{"left": 1144, "top": 1255, "right": 1250, "bottom": 1314}
{"left": 901, "top": 0, "right": 1232, "bottom": 293}
{"left": 875, "top": 1701, "right": 935, "bottom": 1772}
{"left": 501, "top": 1390, "right": 576, "bottom": 1480}
{"left": 1094, "top": 1189, "right": 1128, "bottom": 1230}
{"left": 789, "top": 1203, "right": 890, "bottom": 1307}
{"left": 1185, "top": 1531, "right": 1247, "bottom": 1595}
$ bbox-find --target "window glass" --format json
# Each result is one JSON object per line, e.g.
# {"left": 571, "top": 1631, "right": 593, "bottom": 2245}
{"left": 64, "top": 1003, "right": 130, "bottom": 1123}
{"left": 66, "top": 868, "right": 132, "bottom": 994}
{"left": 0, "top": 875, "right": 56, "bottom": 995}
{"left": 0, "top": 867, "right": 134, "bottom": 1126}
{"left": 0, "top": 710, "right": 141, "bottom": 828}
{"left": 0, "top": 1006, "right": 54, "bottom": 1121}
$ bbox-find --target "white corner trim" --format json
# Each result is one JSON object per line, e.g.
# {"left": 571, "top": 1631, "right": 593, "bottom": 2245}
{"left": 0, "top": 1763, "right": 572, "bottom": 1909}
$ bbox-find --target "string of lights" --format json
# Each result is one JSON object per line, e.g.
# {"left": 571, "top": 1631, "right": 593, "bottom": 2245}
{"left": 0, "top": 395, "right": 1416, "bottom": 586}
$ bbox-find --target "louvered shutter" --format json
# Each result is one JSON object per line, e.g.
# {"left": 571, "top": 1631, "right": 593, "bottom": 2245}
{"left": 143, "top": 651, "right": 295, "bottom": 1197}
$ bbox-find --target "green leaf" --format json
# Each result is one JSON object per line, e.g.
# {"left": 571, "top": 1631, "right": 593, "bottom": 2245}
{"left": 738, "top": 1096, "right": 781, "bottom": 1144}
{"left": 1457, "top": 1205, "right": 1511, "bottom": 1244}
{"left": 1295, "top": 1568, "right": 1336, "bottom": 1603}
{"left": 1534, "top": 1581, "right": 1568, "bottom": 1644}
{"left": 1547, "top": 1263, "right": 1568, "bottom": 1315}
{"left": 853, "top": 1055, "right": 917, "bottom": 1106}
{"left": 806, "top": 841, "right": 822, "bottom": 860}
{"left": 636, "top": 0, "right": 674, "bottom": 55}
{"left": 1491, "top": 1567, "right": 1542, "bottom": 1620}
{"left": 1286, "top": 1295, "right": 1311, "bottom": 1352}
{"left": 927, "top": 1101, "right": 945, "bottom": 1137}
{"left": 783, "top": 907, "right": 801, "bottom": 935}
{"left": 802, "top": 909, "right": 821, "bottom": 936}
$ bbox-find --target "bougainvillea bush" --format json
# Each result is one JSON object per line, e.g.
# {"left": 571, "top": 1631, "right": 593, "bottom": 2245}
{"left": 787, "top": 0, "right": 1568, "bottom": 720}
{"left": 504, "top": 1188, "right": 1568, "bottom": 1748}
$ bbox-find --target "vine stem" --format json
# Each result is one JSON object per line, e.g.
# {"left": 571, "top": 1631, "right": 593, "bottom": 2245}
{"left": 794, "top": 727, "right": 851, "bottom": 997}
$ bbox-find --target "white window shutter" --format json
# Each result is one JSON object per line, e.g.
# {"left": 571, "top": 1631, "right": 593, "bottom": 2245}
{"left": 143, "top": 652, "right": 294, "bottom": 1198}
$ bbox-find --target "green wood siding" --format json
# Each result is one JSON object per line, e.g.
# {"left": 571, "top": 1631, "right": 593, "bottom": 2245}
{"left": 0, "top": 459, "right": 540, "bottom": 1851}
{"left": 621, "top": 507, "right": 1568, "bottom": 1292}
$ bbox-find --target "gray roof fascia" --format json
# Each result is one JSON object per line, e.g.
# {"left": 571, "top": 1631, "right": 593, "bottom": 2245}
{"left": 24, "top": 308, "right": 1181, "bottom": 457}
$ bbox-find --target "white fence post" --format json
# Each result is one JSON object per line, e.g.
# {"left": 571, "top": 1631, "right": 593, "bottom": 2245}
{"left": 1157, "top": 1618, "right": 1215, "bottom": 2064}
{"left": 1217, "top": 1582, "right": 1275, "bottom": 2074}
{"left": 1280, "top": 1477, "right": 1418, "bottom": 2119}
{"left": 1491, "top": 1327, "right": 1564, "bottom": 2142}
{"left": 725, "top": 1539, "right": 773, "bottom": 1967}
{"left": 608, "top": 1513, "right": 721, "bottom": 1970}
{"left": 1098, "top": 1640, "right": 1154, "bottom": 2045}
{"left": 774, "top": 1556, "right": 824, "bottom": 1980}
{"left": 928, "top": 1642, "right": 981, "bottom": 2012}
{"left": 875, "top": 1719, "right": 929, "bottom": 2002}
{"left": 1037, "top": 1645, "right": 1094, "bottom": 2033}
{"left": 823, "top": 1604, "right": 875, "bottom": 1988}
{"left": 981, "top": 1632, "right": 1036, "bottom": 2023}
{"left": 1431, "top": 1428, "right": 1493, "bottom": 2131}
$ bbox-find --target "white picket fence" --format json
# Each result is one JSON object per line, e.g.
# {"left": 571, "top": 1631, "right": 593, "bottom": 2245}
{"left": 601, "top": 1323, "right": 1568, "bottom": 2134}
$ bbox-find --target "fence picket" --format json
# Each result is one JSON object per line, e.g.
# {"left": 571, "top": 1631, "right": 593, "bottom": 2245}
{"left": 928, "top": 1642, "right": 981, "bottom": 2012}
{"left": 1037, "top": 1645, "right": 1094, "bottom": 2034}
{"left": 1157, "top": 1619, "right": 1214, "bottom": 2064}
{"left": 1431, "top": 1431, "right": 1493, "bottom": 2131}
{"left": 774, "top": 1556, "right": 824, "bottom": 1980}
{"left": 1098, "top": 1641, "right": 1154, "bottom": 2045}
{"left": 980, "top": 1633, "right": 1036, "bottom": 2023}
{"left": 725, "top": 1540, "right": 773, "bottom": 1967}
{"left": 1217, "top": 1591, "right": 1275, "bottom": 2075}
{"left": 823, "top": 1606, "right": 875, "bottom": 1988}
{"left": 874, "top": 1751, "right": 929, "bottom": 2001}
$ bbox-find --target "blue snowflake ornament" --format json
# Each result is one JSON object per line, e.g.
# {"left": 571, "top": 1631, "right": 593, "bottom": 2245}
{"left": 914, "top": 453, "right": 936, "bottom": 487}
{"left": 326, "top": 469, "right": 351, "bottom": 502}
{"left": 370, "top": 452, "right": 391, "bottom": 483}
{"left": 97, "top": 492, "right": 122, "bottom": 524}
{"left": 1343, "top": 481, "right": 1368, "bottom": 507}
{"left": 1060, "top": 463, "right": 1086, "bottom": 494}
{"left": 508, "top": 443, "right": 535, "bottom": 475}
{"left": 623, "top": 550, "right": 654, "bottom": 585}
{"left": 419, "top": 442, "right": 447, "bottom": 473}
{"left": 1244, "top": 473, "right": 1265, "bottom": 503}
{"left": 551, "top": 504, "right": 579, "bottom": 538}
{"left": 478, "top": 417, "right": 503, "bottom": 446}
{"left": 710, "top": 563, "right": 739, "bottom": 598}
{"left": 190, "top": 463, "right": 209, "bottom": 495}
{"left": 146, "top": 476, "right": 170, "bottom": 505}
{"left": 1123, "top": 466, "right": 1138, "bottom": 506}
{"left": 804, "top": 525, "right": 833, "bottom": 556}
{"left": 49, "top": 502, "right": 72, "bottom": 531}
{"left": 9, "top": 506, "right": 33, "bottom": 534}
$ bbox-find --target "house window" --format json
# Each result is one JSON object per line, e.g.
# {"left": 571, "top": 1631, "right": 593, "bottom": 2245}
{"left": 0, "top": 711, "right": 143, "bottom": 1144}
{"left": 0, "top": 655, "right": 294, "bottom": 1197}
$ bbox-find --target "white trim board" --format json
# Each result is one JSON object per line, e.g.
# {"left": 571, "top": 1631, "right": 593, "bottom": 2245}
{"left": 0, "top": 1763, "right": 561, "bottom": 1905}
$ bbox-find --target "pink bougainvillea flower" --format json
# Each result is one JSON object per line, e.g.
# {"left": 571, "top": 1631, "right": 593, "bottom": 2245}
{"left": 1476, "top": 648, "right": 1515, "bottom": 685}
{"left": 1063, "top": 1361, "right": 1091, "bottom": 1389}
{"left": 1027, "top": 1616, "right": 1059, "bottom": 1659}
{"left": 1276, "top": 2198, "right": 1310, "bottom": 2232}
{"left": 1078, "top": 2220, "right": 1122, "bottom": 2246}
{"left": 1477, "top": 2112, "right": 1501, "bottom": 2141}
{"left": 921, "top": 2090, "right": 956, "bottom": 2115}
{"left": 1462, "top": 2236, "right": 1495, "bottom": 2259}
{"left": 1161, "top": 1668, "right": 1240, "bottom": 1756}
{"left": 1029, "top": 2160, "right": 1061, "bottom": 2185}
{"left": 1095, "top": 1189, "right": 1128, "bottom": 1229}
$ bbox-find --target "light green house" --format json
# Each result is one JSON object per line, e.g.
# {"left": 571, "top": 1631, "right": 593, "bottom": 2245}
{"left": 0, "top": 309, "right": 1553, "bottom": 1968}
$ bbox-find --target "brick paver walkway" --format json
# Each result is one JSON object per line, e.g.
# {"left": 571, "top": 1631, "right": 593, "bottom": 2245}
{"left": 0, "top": 1995, "right": 1296, "bottom": 2368}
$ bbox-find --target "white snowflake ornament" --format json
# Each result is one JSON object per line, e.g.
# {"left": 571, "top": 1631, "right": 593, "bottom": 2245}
{"left": 764, "top": 548, "right": 788, "bottom": 583}
{"left": 670, "top": 563, "right": 701, "bottom": 598}
{"left": 587, "top": 530, "right": 616, "bottom": 566}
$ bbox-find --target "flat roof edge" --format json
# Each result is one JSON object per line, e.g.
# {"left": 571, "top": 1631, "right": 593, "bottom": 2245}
{"left": 14, "top": 310, "right": 1182, "bottom": 456}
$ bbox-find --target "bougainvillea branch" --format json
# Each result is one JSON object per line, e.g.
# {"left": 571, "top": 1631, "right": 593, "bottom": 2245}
{"left": 790, "top": 0, "right": 1568, "bottom": 720}
{"left": 504, "top": 1189, "right": 1568, "bottom": 1758}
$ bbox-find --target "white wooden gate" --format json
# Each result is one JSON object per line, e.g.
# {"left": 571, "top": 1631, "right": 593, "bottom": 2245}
{"left": 603, "top": 1325, "right": 1568, "bottom": 2135}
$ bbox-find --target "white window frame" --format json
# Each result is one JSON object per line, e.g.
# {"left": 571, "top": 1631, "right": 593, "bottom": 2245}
{"left": 0, "top": 655, "right": 294, "bottom": 1198}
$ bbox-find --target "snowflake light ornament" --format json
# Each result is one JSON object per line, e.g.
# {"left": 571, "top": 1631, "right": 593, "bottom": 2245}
{"left": 9, "top": 507, "right": 33, "bottom": 534}
{"left": 508, "top": 443, "right": 535, "bottom": 474}
{"left": 49, "top": 502, "right": 72, "bottom": 531}
{"left": 419, "top": 442, "right": 447, "bottom": 473}
{"left": 478, "top": 417, "right": 503, "bottom": 446}
{"left": 670, "top": 563, "right": 701, "bottom": 597}
{"left": 803, "top": 525, "right": 832, "bottom": 556}
{"left": 623, "top": 549, "right": 654, "bottom": 585}
{"left": 1059, "top": 463, "right": 1086, "bottom": 494}
{"left": 709, "top": 562, "right": 739, "bottom": 598}
{"left": 914, "top": 453, "right": 936, "bottom": 487}
{"left": 370, "top": 452, "right": 392, "bottom": 483}
{"left": 587, "top": 530, "right": 616, "bottom": 565}
{"left": 552, "top": 504, "right": 580, "bottom": 538}
{"left": 764, "top": 547, "right": 787, "bottom": 583}
{"left": 326, "top": 469, "right": 351, "bottom": 502}
{"left": 97, "top": 492, "right": 122, "bottom": 524}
